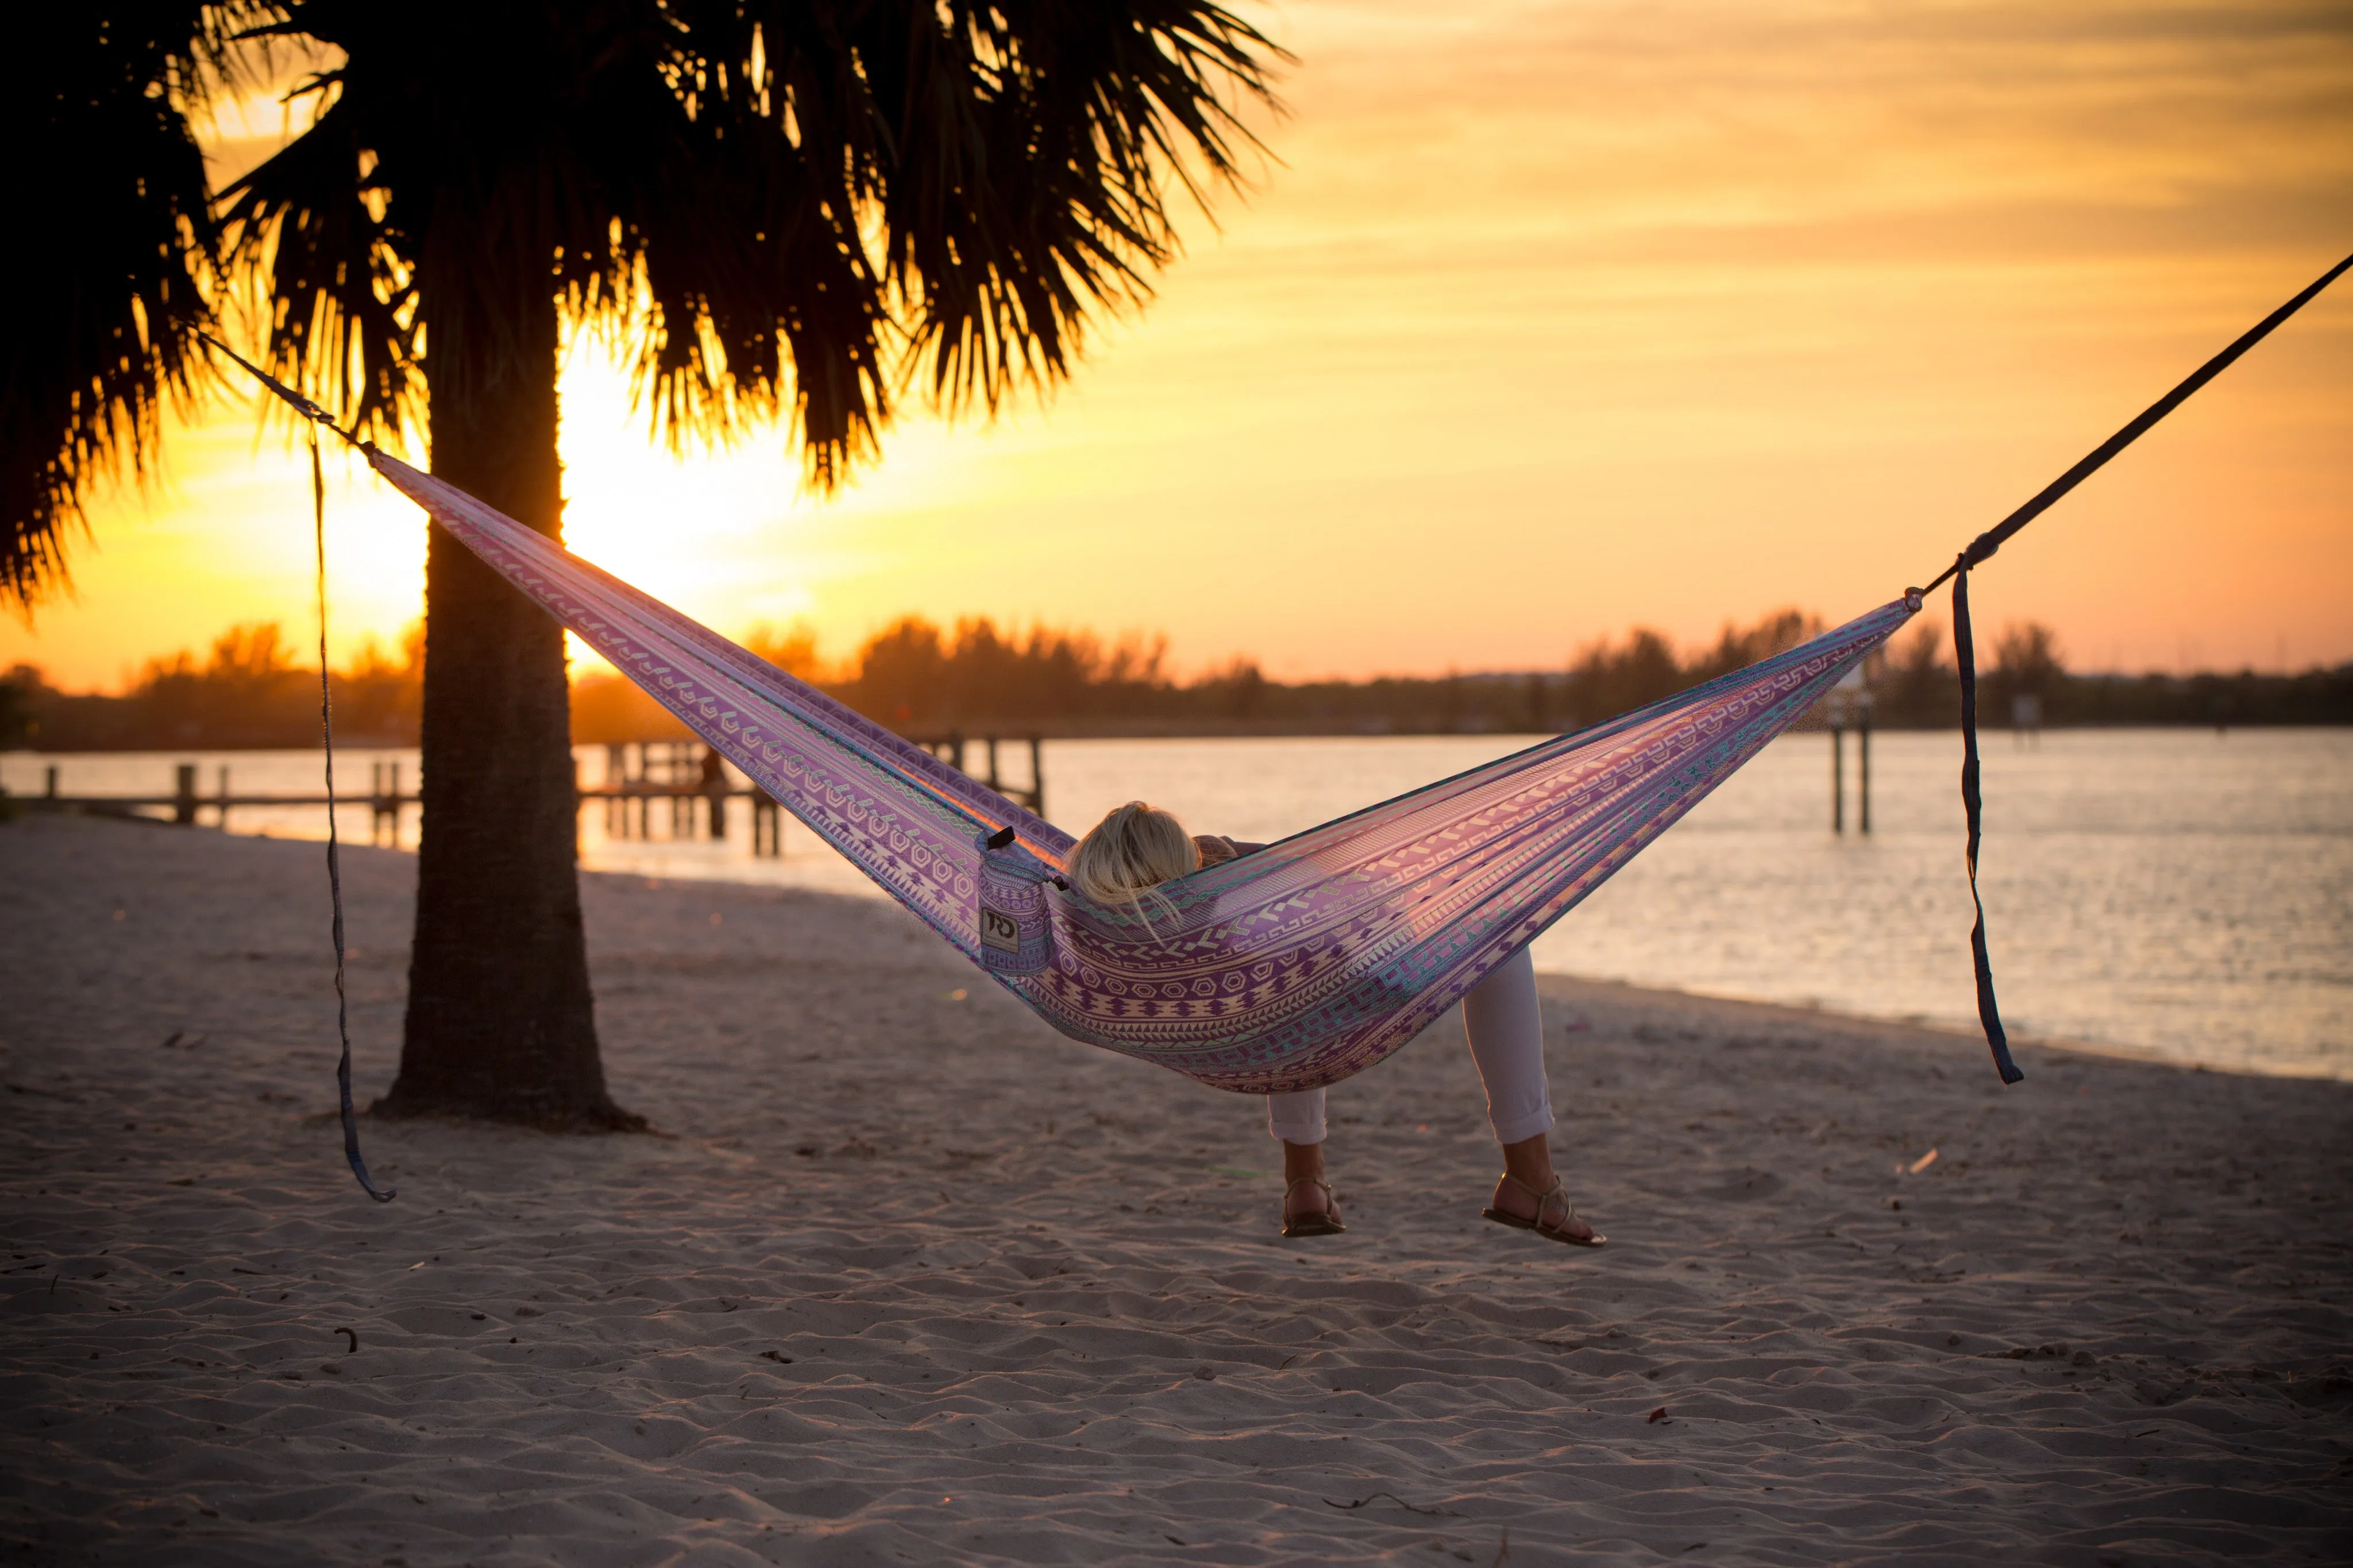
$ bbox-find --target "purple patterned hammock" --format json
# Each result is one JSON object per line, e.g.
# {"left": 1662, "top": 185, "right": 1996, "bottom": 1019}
{"left": 368, "top": 451, "right": 1912, "bottom": 1094}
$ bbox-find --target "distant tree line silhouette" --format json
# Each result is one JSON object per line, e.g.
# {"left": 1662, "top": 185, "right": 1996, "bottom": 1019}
{"left": 3, "top": 624, "right": 421, "bottom": 751}
{"left": 5, "top": 611, "right": 2348, "bottom": 753}
{"left": 1864, "top": 619, "right": 2353, "bottom": 728}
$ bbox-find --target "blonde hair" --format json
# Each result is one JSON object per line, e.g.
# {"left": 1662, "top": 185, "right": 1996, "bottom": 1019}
{"left": 1069, "top": 801, "right": 1199, "bottom": 914}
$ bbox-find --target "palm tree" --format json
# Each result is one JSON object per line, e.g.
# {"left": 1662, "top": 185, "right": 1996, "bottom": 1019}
{"left": 10, "top": 1, "right": 1283, "bottom": 1128}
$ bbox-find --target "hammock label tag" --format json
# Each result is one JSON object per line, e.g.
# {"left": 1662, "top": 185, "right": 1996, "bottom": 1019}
{"left": 979, "top": 906, "right": 1023, "bottom": 954}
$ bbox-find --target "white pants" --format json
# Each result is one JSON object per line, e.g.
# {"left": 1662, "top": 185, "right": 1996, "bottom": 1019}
{"left": 1266, "top": 947, "right": 1554, "bottom": 1146}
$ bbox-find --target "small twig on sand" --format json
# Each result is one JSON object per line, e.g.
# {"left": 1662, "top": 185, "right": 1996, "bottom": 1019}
{"left": 335, "top": 1327, "right": 358, "bottom": 1354}
{"left": 1322, "top": 1492, "right": 1448, "bottom": 1516}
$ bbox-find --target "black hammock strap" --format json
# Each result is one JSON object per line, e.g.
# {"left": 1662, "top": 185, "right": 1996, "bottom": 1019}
{"left": 1910, "top": 250, "right": 2350, "bottom": 1083}
{"left": 1950, "top": 563, "right": 2020, "bottom": 1083}
{"left": 1923, "top": 252, "right": 2352, "bottom": 595}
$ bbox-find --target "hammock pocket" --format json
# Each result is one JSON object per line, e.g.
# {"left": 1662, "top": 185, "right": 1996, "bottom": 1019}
{"left": 370, "top": 451, "right": 1910, "bottom": 1094}
{"left": 975, "top": 836, "right": 1058, "bottom": 976}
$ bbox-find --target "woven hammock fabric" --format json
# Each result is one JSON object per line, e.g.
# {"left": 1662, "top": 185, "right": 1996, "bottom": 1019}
{"left": 370, "top": 451, "right": 1912, "bottom": 1094}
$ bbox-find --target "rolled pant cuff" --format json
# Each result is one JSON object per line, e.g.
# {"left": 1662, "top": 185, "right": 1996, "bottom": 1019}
{"left": 1489, "top": 1106, "right": 1556, "bottom": 1145}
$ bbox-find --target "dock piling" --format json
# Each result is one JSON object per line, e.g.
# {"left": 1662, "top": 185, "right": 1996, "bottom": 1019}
{"left": 751, "top": 791, "right": 782, "bottom": 856}
{"left": 1830, "top": 726, "right": 1845, "bottom": 835}
{"left": 1858, "top": 704, "right": 1872, "bottom": 835}
{"left": 909, "top": 731, "right": 1047, "bottom": 817}
{"left": 1827, "top": 675, "right": 1873, "bottom": 836}
{"left": 703, "top": 747, "right": 730, "bottom": 842}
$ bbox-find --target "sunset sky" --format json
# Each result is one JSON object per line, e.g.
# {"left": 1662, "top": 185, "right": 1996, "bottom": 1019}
{"left": 9, "top": 0, "right": 2349, "bottom": 692}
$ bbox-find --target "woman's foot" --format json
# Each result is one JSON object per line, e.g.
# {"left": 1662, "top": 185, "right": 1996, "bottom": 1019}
{"left": 1283, "top": 1177, "right": 1345, "bottom": 1237}
{"left": 1279, "top": 1140, "right": 1344, "bottom": 1237}
{"left": 1483, "top": 1171, "right": 1603, "bottom": 1246}
{"left": 1486, "top": 1131, "right": 1603, "bottom": 1245}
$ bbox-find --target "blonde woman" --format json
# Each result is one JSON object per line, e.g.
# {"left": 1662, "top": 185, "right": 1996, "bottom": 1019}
{"left": 1067, "top": 801, "right": 1604, "bottom": 1247}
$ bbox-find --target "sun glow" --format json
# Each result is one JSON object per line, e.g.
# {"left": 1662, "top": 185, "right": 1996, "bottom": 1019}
{"left": 7, "top": 0, "right": 2349, "bottom": 693}
{"left": 546, "top": 335, "right": 1049, "bottom": 677}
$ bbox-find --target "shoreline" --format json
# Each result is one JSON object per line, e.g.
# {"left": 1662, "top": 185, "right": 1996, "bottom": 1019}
{"left": 13, "top": 802, "right": 2336, "bottom": 1088}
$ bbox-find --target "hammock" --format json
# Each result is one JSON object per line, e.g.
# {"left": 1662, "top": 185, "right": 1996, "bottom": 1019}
{"left": 383, "top": 448, "right": 1919, "bottom": 1096}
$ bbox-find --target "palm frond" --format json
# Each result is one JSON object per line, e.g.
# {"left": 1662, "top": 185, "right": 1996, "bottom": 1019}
{"left": 615, "top": 0, "right": 1286, "bottom": 486}
{"left": 864, "top": 0, "right": 1287, "bottom": 413}
{"left": 217, "top": 80, "right": 422, "bottom": 444}
{"left": 0, "top": 2, "right": 273, "bottom": 606}
{"left": 24, "top": 0, "right": 1284, "bottom": 533}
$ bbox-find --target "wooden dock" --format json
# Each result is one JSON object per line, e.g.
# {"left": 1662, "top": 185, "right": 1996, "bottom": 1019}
{"left": 10, "top": 763, "right": 381, "bottom": 831}
{"left": 8, "top": 735, "right": 1049, "bottom": 856}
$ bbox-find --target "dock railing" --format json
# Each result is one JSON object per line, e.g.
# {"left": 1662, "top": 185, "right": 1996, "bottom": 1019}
{"left": 905, "top": 732, "right": 1046, "bottom": 817}
{"left": 9, "top": 735, "right": 1049, "bottom": 856}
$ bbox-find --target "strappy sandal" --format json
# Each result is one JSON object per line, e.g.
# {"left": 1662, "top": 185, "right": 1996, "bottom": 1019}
{"left": 1482, "top": 1173, "right": 1605, "bottom": 1248}
{"left": 1282, "top": 1177, "right": 1347, "bottom": 1238}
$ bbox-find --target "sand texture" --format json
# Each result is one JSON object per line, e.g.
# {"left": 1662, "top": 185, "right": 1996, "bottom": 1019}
{"left": 2, "top": 814, "right": 2348, "bottom": 1565}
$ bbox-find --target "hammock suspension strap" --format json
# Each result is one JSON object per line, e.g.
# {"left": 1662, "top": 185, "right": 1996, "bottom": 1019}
{"left": 312, "top": 426, "right": 395, "bottom": 1202}
{"left": 1919, "top": 250, "right": 2353, "bottom": 597}
{"left": 1950, "top": 557, "right": 2022, "bottom": 1083}
{"left": 1910, "top": 250, "right": 2348, "bottom": 1083}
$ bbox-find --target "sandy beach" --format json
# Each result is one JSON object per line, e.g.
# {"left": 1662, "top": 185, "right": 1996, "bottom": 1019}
{"left": 2, "top": 812, "right": 2347, "bottom": 1565}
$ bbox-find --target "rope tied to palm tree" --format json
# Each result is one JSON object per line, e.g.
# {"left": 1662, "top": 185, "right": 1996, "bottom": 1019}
{"left": 310, "top": 421, "right": 395, "bottom": 1202}
{"left": 204, "top": 334, "right": 394, "bottom": 1199}
{"left": 201, "top": 334, "right": 368, "bottom": 453}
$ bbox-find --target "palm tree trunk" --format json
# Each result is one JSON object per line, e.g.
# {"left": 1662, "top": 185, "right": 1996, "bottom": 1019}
{"left": 377, "top": 221, "right": 637, "bottom": 1130}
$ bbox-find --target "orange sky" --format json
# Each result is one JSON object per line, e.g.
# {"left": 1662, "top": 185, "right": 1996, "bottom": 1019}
{"left": 9, "top": 0, "right": 2350, "bottom": 692}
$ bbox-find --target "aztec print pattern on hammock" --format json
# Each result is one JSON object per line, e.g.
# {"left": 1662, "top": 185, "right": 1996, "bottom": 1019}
{"left": 367, "top": 451, "right": 1911, "bottom": 1095}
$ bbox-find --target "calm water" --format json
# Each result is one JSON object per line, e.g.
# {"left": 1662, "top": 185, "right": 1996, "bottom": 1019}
{"left": 9, "top": 728, "right": 2347, "bottom": 1080}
